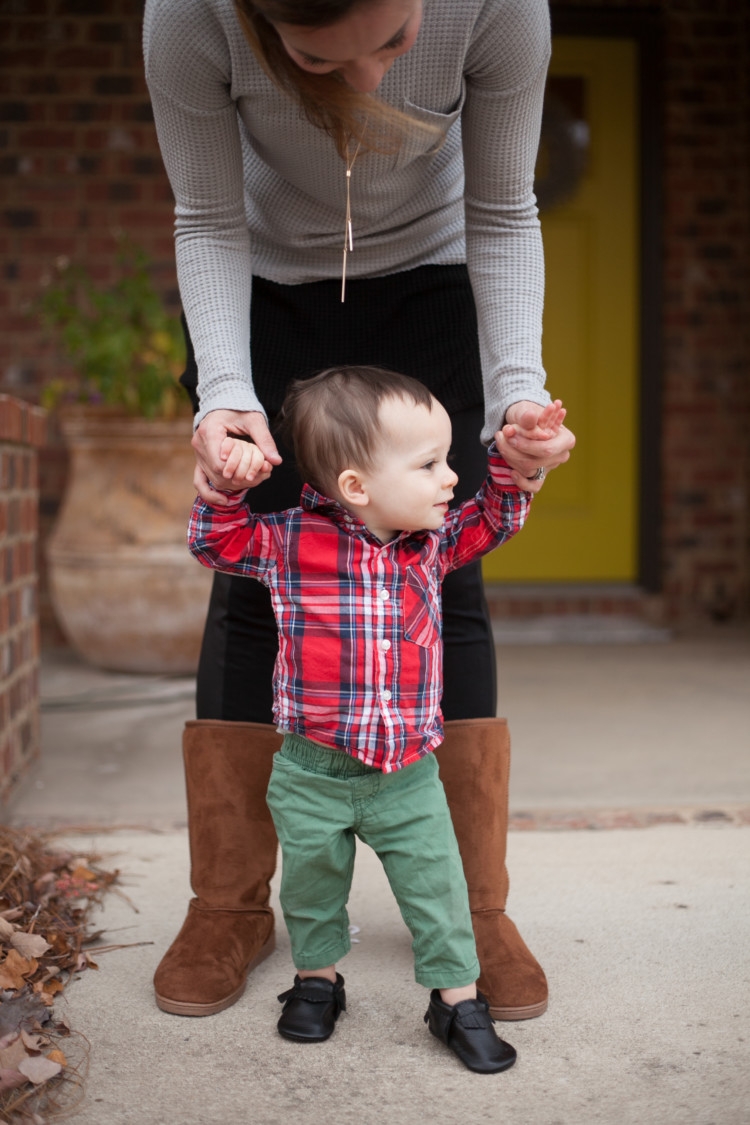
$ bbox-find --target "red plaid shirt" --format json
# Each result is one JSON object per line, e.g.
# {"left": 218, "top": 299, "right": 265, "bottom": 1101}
{"left": 188, "top": 447, "right": 531, "bottom": 772}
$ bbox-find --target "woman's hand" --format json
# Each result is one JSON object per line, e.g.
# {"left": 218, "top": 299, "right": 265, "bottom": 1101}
{"left": 495, "top": 399, "right": 572, "bottom": 493}
{"left": 191, "top": 409, "right": 282, "bottom": 505}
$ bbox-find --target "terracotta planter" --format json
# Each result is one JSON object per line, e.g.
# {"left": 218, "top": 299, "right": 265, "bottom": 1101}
{"left": 47, "top": 407, "right": 213, "bottom": 674}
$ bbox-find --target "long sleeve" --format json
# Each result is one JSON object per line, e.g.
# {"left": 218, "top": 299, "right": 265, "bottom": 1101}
{"left": 187, "top": 492, "right": 281, "bottom": 582}
{"left": 462, "top": 0, "right": 552, "bottom": 441}
{"left": 439, "top": 446, "right": 532, "bottom": 573}
{"left": 144, "top": 0, "right": 262, "bottom": 426}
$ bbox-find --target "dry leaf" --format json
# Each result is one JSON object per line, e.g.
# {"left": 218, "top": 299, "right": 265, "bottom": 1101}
{"left": 45, "top": 930, "right": 72, "bottom": 956}
{"left": 68, "top": 864, "right": 97, "bottom": 882}
{"left": 0, "top": 1067, "right": 27, "bottom": 1094}
{"left": 0, "top": 826, "right": 122, "bottom": 1113}
{"left": 18, "top": 1054, "right": 62, "bottom": 1085}
{"left": 0, "top": 950, "right": 39, "bottom": 990}
{"left": 11, "top": 932, "right": 52, "bottom": 959}
{"left": 31, "top": 984, "right": 56, "bottom": 1007}
{"left": 0, "top": 966, "right": 26, "bottom": 991}
{"left": 0, "top": 1034, "right": 29, "bottom": 1070}
{"left": 20, "top": 1029, "right": 45, "bottom": 1052}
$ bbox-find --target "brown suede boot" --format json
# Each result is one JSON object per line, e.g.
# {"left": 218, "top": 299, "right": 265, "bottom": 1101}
{"left": 153, "top": 720, "right": 281, "bottom": 1016}
{"left": 434, "top": 717, "right": 548, "bottom": 1021}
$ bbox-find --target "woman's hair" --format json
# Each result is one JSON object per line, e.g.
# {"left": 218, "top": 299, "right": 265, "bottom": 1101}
{"left": 233, "top": 0, "right": 437, "bottom": 157}
{"left": 277, "top": 365, "right": 434, "bottom": 496}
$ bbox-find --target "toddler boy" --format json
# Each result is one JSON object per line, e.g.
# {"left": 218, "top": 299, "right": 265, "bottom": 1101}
{"left": 188, "top": 366, "right": 564, "bottom": 1073}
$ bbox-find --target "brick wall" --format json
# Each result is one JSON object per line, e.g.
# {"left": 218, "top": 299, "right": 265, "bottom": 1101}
{"left": 0, "top": 0, "right": 178, "bottom": 638}
{"left": 0, "top": 394, "right": 46, "bottom": 805}
{"left": 657, "top": 2, "right": 750, "bottom": 623}
{"left": 0, "top": 0, "right": 178, "bottom": 396}
{"left": 0, "top": 0, "right": 748, "bottom": 629}
{"left": 547, "top": 5, "right": 750, "bottom": 626}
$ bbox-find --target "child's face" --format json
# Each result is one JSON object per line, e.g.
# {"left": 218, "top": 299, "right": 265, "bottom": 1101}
{"left": 350, "top": 395, "right": 458, "bottom": 543}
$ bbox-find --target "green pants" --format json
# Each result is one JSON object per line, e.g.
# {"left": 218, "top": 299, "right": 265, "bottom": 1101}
{"left": 266, "top": 734, "right": 480, "bottom": 990}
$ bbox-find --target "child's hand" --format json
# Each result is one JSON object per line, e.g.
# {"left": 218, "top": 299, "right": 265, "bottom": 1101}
{"left": 495, "top": 400, "right": 568, "bottom": 493}
{"left": 504, "top": 399, "right": 567, "bottom": 443}
{"left": 218, "top": 436, "right": 273, "bottom": 489}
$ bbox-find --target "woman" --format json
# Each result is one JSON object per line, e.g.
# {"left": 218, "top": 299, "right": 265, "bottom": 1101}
{"left": 143, "top": 0, "right": 575, "bottom": 1022}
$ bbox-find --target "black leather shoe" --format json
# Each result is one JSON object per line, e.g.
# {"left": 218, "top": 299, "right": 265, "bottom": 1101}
{"left": 424, "top": 990, "right": 517, "bottom": 1073}
{"left": 277, "top": 974, "right": 346, "bottom": 1042}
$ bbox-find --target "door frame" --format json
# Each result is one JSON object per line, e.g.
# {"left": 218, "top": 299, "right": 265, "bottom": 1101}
{"left": 551, "top": 7, "right": 664, "bottom": 592}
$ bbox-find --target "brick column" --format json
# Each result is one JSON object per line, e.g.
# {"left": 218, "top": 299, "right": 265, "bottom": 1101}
{"left": 660, "top": 1, "right": 750, "bottom": 623}
{"left": 0, "top": 395, "right": 47, "bottom": 806}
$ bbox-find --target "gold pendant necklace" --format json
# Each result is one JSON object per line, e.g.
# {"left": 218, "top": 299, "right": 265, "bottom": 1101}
{"left": 341, "top": 127, "right": 366, "bottom": 303}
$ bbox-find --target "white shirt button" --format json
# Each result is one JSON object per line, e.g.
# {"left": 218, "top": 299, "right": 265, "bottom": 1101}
{"left": 382, "top": 689, "right": 392, "bottom": 701}
{"left": 381, "top": 639, "right": 391, "bottom": 651}
{"left": 379, "top": 588, "right": 389, "bottom": 600}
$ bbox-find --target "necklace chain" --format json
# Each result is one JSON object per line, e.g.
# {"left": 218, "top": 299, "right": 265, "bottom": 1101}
{"left": 341, "top": 127, "right": 366, "bottom": 303}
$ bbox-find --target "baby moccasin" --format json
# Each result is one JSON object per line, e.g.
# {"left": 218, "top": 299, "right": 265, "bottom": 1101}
{"left": 424, "top": 990, "right": 517, "bottom": 1073}
{"left": 277, "top": 974, "right": 346, "bottom": 1042}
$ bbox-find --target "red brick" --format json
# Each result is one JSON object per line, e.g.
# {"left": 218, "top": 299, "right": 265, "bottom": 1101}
{"left": 53, "top": 47, "right": 114, "bottom": 69}
{"left": 0, "top": 396, "right": 23, "bottom": 442}
{"left": 17, "top": 127, "right": 77, "bottom": 149}
{"left": 54, "top": 101, "right": 113, "bottom": 123}
{"left": 0, "top": 49, "right": 41, "bottom": 69}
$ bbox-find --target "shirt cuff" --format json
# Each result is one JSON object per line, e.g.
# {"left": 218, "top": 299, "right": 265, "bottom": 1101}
{"left": 487, "top": 442, "right": 519, "bottom": 489}
{"left": 205, "top": 481, "right": 249, "bottom": 506}
{"left": 193, "top": 381, "right": 268, "bottom": 431}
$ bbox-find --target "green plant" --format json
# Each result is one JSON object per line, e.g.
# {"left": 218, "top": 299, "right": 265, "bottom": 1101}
{"left": 37, "top": 241, "right": 187, "bottom": 418}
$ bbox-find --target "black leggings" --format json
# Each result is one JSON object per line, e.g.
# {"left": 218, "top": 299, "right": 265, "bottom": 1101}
{"left": 187, "top": 267, "right": 497, "bottom": 723}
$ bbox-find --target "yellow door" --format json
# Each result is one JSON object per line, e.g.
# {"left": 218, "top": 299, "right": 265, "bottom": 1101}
{"left": 484, "top": 36, "right": 639, "bottom": 582}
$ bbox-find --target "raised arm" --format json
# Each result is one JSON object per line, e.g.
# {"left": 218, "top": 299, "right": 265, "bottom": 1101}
{"left": 187, "top": 485, "right": 280, "bottom": 584}
{"left": 440, "top": 399, "right": 567, "bottom": 572}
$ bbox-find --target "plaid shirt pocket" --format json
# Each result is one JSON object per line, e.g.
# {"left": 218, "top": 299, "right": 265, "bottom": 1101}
{"left": 403, "top": 567, "right": 441, "bottom": 648}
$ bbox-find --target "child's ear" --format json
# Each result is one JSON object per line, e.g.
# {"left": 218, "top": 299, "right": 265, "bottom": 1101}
{"left": 337, "top": 468, "right": 368, "bottom": 508}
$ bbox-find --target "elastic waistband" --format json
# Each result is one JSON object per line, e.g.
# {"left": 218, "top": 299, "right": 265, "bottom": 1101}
{"left": 279, "top": 733, "right": 378, "bottom": 779}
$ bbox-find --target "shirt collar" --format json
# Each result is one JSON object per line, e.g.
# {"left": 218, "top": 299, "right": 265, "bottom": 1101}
{"left": 301, "top": 483, "right": 366, "bottom": 531}
{"left": 301, "top": 482, "right": 346, "bottom": 517}
{"left": 300, "top": 484, "right": 431, "bottom": 547}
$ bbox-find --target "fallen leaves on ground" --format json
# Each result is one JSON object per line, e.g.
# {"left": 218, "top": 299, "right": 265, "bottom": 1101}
{"left": 0, "top": 826, "right": 122, "bottom": 1123}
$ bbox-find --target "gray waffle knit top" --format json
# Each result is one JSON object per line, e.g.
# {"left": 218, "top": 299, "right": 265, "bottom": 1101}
{"left": 143, "top": 0, "right": 552, "bottom": 441}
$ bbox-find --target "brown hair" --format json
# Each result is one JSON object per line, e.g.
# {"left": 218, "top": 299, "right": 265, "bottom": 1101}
{"left": 277, "top": 365, "right": 434, "bottom": 496}
{"left": 233, "top": 0, "right": 438, "bottom": 157}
